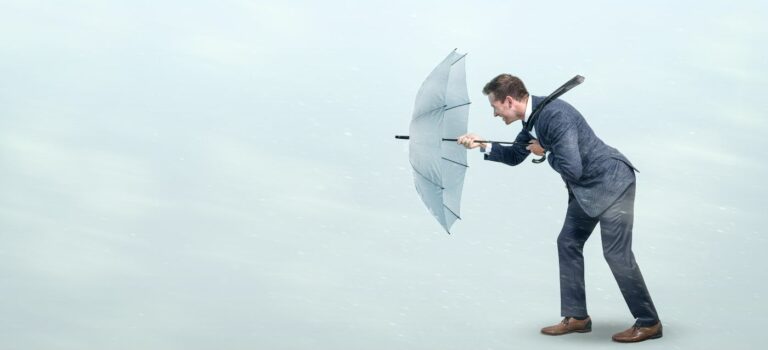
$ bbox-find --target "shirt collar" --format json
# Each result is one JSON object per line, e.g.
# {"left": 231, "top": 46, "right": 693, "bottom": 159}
{"left": 523, "top": 95, "right": 533, "bottom": 121}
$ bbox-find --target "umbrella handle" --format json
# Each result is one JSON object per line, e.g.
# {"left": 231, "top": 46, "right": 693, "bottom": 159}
{"left": 532, "top": 154, "right": 547, "bottom": 164}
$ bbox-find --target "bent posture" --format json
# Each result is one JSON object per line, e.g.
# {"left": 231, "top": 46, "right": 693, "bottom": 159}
{"left": 458, "top": 74, "right": 661, "bottom": 343}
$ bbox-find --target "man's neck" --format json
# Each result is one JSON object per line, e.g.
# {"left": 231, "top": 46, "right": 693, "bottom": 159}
{"left": 521, "top": 95, "right": 531, "bottom": 122}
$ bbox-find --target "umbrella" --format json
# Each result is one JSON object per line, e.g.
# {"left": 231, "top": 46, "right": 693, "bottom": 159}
{"left": 398, "top": 49, "right": 471, "bottom": 233}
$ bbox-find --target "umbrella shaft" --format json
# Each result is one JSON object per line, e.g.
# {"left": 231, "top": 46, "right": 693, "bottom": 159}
{"left": 395, "top": 135, "right": 517, "bottom": 145}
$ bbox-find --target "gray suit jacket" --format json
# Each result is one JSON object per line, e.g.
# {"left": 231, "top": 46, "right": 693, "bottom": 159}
{"left": 485, "top": 95, "right": 637, "bottom": 217}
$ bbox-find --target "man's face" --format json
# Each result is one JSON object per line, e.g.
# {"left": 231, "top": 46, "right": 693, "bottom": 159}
{"left": 488, "top": 93, "right": 521, "bottom": 125}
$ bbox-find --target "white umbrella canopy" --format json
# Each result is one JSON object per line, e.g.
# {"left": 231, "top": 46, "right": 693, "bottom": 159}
{"left": 407, "top": 49, "right": 471, "bottom": 233}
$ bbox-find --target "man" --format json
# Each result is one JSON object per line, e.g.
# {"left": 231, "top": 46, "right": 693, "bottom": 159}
{"left": 457, "top": 74, "right": 661, "bottom": 343}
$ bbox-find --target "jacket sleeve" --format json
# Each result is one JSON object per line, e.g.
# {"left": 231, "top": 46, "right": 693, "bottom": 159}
{"left": 484, "top": 128, "right": 532, "bottom": 166}
{"left": 544, "top": 112, "right": 583, "bottom": 182}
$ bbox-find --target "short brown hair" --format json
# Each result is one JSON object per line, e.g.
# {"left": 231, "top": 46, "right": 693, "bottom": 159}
{"left": 483, "top": 74, "right": 528, "bottom": 102}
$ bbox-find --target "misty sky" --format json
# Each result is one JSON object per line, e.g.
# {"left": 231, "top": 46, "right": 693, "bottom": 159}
{"left": 1, "top": 1, "right": 766, "bottom": 349}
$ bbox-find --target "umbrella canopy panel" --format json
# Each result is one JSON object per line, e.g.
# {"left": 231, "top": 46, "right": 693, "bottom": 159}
{"left": 408, "top": 50, "right": 470, "bottom": 233}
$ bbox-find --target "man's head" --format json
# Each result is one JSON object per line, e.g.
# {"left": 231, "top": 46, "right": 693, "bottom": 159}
{"left": 482, "top": 74, "right": 529, "bottom": 125}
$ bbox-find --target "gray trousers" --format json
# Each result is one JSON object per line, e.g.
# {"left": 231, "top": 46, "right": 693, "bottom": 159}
{"left": 557, "top": 181, "right": 659, "bottom": 326}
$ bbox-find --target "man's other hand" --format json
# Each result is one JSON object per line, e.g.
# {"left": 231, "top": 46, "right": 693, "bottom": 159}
{"left": 457, "top": 133, "right": 487, "bottom": 150}
{"left": 527, "top": 139, "right": 546, "bottom": 156}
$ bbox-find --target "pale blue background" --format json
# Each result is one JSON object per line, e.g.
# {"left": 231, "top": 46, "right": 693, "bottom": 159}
{"left": 1, "top": 0, "right": 766, "bottom": 349}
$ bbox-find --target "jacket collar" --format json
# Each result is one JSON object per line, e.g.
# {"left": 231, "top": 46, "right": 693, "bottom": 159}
{"left": 530, "top": 95, "right": 545, "bottom": 113}
{"left": 522, "top": 95, "right": 546, "bottom": 132}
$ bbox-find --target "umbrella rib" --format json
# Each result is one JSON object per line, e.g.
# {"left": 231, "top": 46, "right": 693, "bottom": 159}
{"left": 409, "top": 160, "right": 445, "bottom": 190}
{"left": 413, "top": 104, "right": 448, "bottom": 119}
{"left": 443, "top": 204, "right": 461, "bottom": 220}
{"left": 441, "top": 157, "right": 468, "bottom": 168}
{"left": 444, "top": 102, "right": 471, "bottom": 111}
{"left": 451, "top": 52, "right": 468, "bottom": 65}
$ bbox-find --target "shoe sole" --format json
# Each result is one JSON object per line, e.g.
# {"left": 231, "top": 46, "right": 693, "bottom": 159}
{"left": 541, "top": 328, "right": 592, "bottom": 336}
{"left": 612, "top": 331, "right": 663, "bottom": 343}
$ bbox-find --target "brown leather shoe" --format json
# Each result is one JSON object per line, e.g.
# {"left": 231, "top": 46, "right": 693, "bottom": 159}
{"left": 612, "top": 322, "right": 663, "bottom": 342}
{"left": 541, "top": 317, "right": 592, "bottom": 335}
